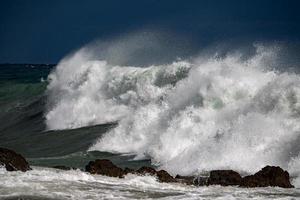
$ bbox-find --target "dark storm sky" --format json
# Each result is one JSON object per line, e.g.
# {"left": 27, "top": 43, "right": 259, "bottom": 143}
{"left": 0, "top": 0, "right": 299, "bottom": 63}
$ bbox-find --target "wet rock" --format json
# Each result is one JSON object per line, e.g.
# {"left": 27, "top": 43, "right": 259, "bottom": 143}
{"left": 136, "top": 166, "right": 176, "bottom": 182}
{"left": 240, "top": 166, "right": 294, "bottom": 188}
{"left": 207, "top": 170, "right": 242, "bottom": 186}
{"left": 124, "top": 167, "right": 135, "bottom": 174}
{"left": 0, "top": 147, "right": 31, "bottom": 172}
{"left": 83, "top": 159, "right": 293, "bottom": 189}
{"left": 175, "top": 175, "right": 196, "bottom": 185}
{"left": 156, "top": 170, "right": 176, "bottom": 182}
{"left": 136, "top": 166, "right": 157, "bottom": 175}
{"left": 194, "top": 176, "right": 210, "bottom": 186}
{"left": 85, "top": 159, "right": 124, "bottom": 178}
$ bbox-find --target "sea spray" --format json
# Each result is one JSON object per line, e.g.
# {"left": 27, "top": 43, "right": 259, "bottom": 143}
{"left": 46, "top": 44, "right": 300, "bottom": 187}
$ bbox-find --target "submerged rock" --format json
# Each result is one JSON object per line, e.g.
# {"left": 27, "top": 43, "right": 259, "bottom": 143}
{"left": 207, "top": 170, "right": 242, "bottom": 186}
{"left": 240, "top": 166, "right": 294, "bottom": 188}
{"left": 85, "top": 159, "right": 124, "bottom": 178}
{"left": 175, "top": 175, "right": 197, "bottom": 185}
{"left": 0, "top": 147, "right": 31, "bottom": 172}
{"left": 194, "top": 176, "right": 210, "bottom": 186}
{"left": 136, "top": 166, "right": 176, "bottom": 182}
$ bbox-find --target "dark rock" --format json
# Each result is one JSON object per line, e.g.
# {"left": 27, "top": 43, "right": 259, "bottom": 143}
{"left": 240, "top": 166, "right": 294, "bottom": 188}
{"left": 124, "top": 167, "right": 135, "bottom": 174}
{"left": 194, "top": 176, "right": 210, "bottom": 186}
{"left": 207, "top": 170, "right": 242, "bottom": 186}
{"left": 85, "top": 159, "right": 124, "bottom": 178}
{"left": 156, "top": 170, "right": 176, "bottom": 182}
{"left": 175, "top": 175, "right": 196, "bottom": 185}
{"left": 136, "top": 166, "right": 157, "bottom": 175}
{"left": 83, "top": 159, "right": 292, "bottom": 189}
{"left": 136, "top": 166, "right": 175, "bottom": 182}
{"left": 0, "top": 147, "right": 31, "bottom": 172}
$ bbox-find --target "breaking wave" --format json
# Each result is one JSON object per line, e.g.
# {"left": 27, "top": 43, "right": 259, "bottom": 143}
{"left": 45, "top": 41, "right": 300, "bottom": 185}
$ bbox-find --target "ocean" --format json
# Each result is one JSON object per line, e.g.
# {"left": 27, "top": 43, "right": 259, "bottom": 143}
{"left": 1, "top": 44, "right": 300, "bottom": 199}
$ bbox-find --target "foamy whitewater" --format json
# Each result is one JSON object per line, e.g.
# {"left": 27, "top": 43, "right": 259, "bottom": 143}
{"left": 3, "top": 167, "right": 300, "bottom": 200}
{"left": 44, "top": 43, "right": 300, "bottom": 191}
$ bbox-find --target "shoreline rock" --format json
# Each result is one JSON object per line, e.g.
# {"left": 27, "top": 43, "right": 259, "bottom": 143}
{"left": 85, "top": 159, "right": 294, "bottom": 188}
{"left": 85, "top": 160, "right": 176, "bottom": 182}
{"left": 240, "top": 166, "right": 294, "bottom": 188}
{"left": 136, "top": 166, "right": 176, "bottom": 183}
{"left": 0, "top": 147, "right": 31, "bottom": 172}
{"left": 85, "top": 159, "right": 125, "bottom": 178}
{"left": 0, "top": 148, "right": 293, "bottom": 189}
{"left": 207, "top": 170, "right": 242, "bottom": 186}
{"left": 175, "top": 175, "right": 198, "bottom": 185}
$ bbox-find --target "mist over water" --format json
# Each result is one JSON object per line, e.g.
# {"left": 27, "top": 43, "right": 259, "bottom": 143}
{"left": 45, "top": 33, "right": 300, "bottom": 187}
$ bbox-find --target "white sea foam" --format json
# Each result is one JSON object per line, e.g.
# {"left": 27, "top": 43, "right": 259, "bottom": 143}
{"left": 0, "top": 167, "right": 299, "bottom": 199}
{"left": 46, "top": 43, "right": 300, "bottom": 185}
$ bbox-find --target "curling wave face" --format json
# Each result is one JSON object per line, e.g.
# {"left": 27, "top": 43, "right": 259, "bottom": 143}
{"left": 46, "top": 45, "right": 300, "bottom": 185}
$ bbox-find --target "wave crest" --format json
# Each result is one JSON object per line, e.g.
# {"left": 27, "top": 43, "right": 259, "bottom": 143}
{"left": 46, "top": 44, "right": 300, "bottom": 185}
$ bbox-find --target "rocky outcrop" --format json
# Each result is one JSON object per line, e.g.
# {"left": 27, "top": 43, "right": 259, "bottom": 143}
{"left": 0, "top": 147, "right": 31, "bottom": 172}
{"left": 85, "top": 160, "right": 176, "bottom": 183}
{"left": 0, "top": 148, "right": 293, "bottom": 189}
{"left": 175, "top": 175, "right": 197, "bottom": 185}
{"left": 84, "top": 159, "right": 293, "bottom": 188}
{"left": 207, "top": 170, "right": 242, "bottom": 186}
{"left": 156, "top": 170, "right": 176, "bottom": 183}
{"left": 124, "top": 167, "right": 135, "bottom": 174}
{"left": 240, "top": 166, "right": 294, "bottom": 188}
{"left": 136, "top": 166, "right": 157, "bottom": 175}
{"left": 135, "top": 166, "right": 176, "bottom": 182}
{"left": 174, "top": 166, "right": 293, "bottom": 188}
{"left": 177, "top": 170, "right": 243, "bottom": 187}
{"left": 85, "top": 159, "right": 124, "bottom": 178}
